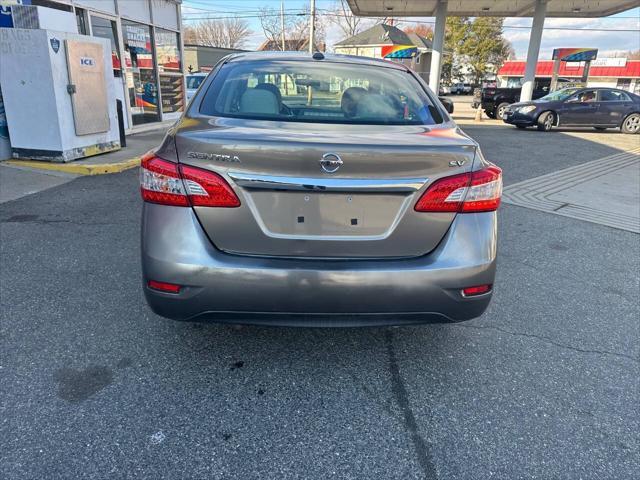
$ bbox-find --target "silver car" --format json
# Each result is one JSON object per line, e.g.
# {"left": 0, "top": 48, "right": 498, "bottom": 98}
{"left": 141, "top": 52, "right": 501, "bottom": 326}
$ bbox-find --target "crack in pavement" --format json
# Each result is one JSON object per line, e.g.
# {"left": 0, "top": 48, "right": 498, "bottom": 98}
{"left": 385, "top": 330, "right": 438, "bottom": 480}
{"left": 455, "top": 324, "right": 639, "bottom": 364}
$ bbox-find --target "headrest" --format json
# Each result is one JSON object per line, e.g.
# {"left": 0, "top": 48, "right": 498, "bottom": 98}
{"left": 239, "top": 89, "right": 279, "bottom": 115}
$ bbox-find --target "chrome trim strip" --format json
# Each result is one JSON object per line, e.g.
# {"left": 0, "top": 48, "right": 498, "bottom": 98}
{"left": 227, "top": 172, "right": 428, "bottom": 192}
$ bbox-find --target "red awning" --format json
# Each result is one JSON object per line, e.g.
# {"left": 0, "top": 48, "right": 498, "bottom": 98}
{"left": 498, "top": 60, "right": 640, "bottom": 78}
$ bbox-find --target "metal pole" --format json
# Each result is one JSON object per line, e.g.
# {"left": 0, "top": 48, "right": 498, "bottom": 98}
{"left": 281, "top": 0, "right": 286, "bottom": 51}
{"left": 428, "top": 0, "right": 447, "bottom": 94}
{"left": 550, "top": 58, "right": 560, "bottom": 92}
{"left": 520, "top": 0, "right": 547, "bottom": 102}
{"left": 309, "top": 0, "right": 315, "bottom": 53}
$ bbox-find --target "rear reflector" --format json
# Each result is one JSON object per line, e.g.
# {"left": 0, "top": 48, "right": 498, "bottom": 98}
{"left": 462, "top": 284, "right": 492, "bottom": 297}
{"left": 140, "top": 152, "right": 240, "bottom": 207}
{"left": 148, "top": 280, "right": 181, "bottom": 294}
{"left": 415, "top": 166, "right": 502, "bottom": 213}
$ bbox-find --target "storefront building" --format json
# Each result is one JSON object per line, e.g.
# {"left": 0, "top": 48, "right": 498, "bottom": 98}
{"left": 498, "top": 58, "right": 640, "bottom": 95}
{"left": 44, "top": 0, "right": 185, "bottom": 130}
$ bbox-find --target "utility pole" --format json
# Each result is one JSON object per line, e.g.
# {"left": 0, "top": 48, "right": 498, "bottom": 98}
{"left": 309, "top": 0, "right": 315, "bottom": 53}
{"left": 280, "top": 0, "right": 286, "bottom": 51}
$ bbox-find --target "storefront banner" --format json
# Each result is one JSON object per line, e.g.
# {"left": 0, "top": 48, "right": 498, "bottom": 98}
{"left": 124, "top": 24, "right": 151, "bottom": 53}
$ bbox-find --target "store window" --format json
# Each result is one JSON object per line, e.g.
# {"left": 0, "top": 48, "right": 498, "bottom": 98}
{"left": 155, "top": 28, "right": 184, "bottom": 115}
{"left": 122, "top": 21, "right": 159, "bottom": 125}
{"left": 90, "top": 16, "right": 122, "bottom": 77}
{"left": 155, "top": 29, "right": 181, "bottom": 73}
{"left": 75, "top": 7, "right": 88, "bottom": 35}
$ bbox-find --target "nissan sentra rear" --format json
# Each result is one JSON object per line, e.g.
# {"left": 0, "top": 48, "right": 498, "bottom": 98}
{"left": 140, "top": 52, "right": 501, "bottom": 326}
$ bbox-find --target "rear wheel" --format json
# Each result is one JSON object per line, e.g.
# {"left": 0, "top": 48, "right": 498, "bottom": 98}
{"left": 537, "top": 111, "right": 555, "bottom": 132}
{"left": 621, "top": 113, "right": 640, "bottom": 134}
{"left": 496, "top": 102, "right": 509, "bottom": 119}
{"left": 485, "top": 110, "right": 496, "bottom": 119}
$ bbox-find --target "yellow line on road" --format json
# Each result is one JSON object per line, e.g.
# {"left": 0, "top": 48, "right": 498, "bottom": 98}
{"left": 5, "top": 158, "right": 141, "bottom": 175}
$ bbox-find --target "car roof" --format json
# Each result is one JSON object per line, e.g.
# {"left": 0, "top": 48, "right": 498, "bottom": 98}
{"left": 223, "top": 51, "right": 409, "bottom": 72}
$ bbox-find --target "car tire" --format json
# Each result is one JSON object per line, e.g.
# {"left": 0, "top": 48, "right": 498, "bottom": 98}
{"left": 621, "top": 113, "right": 640, "bottom": 134}
{"left": 496, "top": 103, "right": 509, "bottom": 119}
{"left": 537, "top": 111, "right": 554, "bottom": 132}
{"left": 485, "top": 110, "right": 496, "bottom": 119}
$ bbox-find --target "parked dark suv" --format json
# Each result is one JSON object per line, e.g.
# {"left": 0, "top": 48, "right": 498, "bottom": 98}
{"left": 479, "top": 85, "right": 549, "bottom": 119}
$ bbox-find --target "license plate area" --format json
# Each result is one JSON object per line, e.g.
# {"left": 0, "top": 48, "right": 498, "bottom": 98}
{"left": 247, "top": 190, "right": 407, "bottom": 237}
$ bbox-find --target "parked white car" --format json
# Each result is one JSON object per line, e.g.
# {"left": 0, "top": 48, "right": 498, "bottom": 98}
{"left": 185, "top": 73, "right": 207, "bottom": 102}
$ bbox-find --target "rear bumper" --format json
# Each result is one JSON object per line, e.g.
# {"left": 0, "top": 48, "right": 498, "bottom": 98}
{"left": 141, "top": 204, "right": 498, "bottom": 326}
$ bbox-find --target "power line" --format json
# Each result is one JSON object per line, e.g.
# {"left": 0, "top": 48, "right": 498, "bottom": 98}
{"left": 183, "top": 12, "right": 640, "bottom": 32}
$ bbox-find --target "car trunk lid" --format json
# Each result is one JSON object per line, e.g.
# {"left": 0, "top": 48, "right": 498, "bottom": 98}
{"left": 175, "top": 119, "right": 477, "bottom": 258}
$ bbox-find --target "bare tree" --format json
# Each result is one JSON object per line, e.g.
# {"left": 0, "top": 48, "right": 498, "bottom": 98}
{"left": 259, "top": 7, "right": 286, "bottom": 50}
{"left": 329, "top": 0, "right": 368, "bottom": 39}
{"left": 183, "top": 25, "right": 198, "bottom": 45}
{"left": 183, "top": 18, "right": 251, "bottom": 49}
{"left": 259, "top": 6, "right": 326, "bottom": 51}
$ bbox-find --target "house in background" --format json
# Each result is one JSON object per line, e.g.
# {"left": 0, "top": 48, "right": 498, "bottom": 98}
{"left": 333, "top": 24, "right": 432, "bottom": 83}
{"left": 258, "top": 38, "right": 326, "bottom": 52}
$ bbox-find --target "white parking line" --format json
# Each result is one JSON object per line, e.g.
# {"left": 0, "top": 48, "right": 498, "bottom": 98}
{"left": 503, "top": 148, "right": 640, "bottom": 233}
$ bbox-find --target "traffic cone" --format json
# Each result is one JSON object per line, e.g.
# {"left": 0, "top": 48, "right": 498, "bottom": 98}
{"left": 474, "top": 105, "right": 483, "bottom": 122}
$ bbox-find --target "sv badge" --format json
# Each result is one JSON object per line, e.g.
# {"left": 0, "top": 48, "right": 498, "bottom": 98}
{"left": 449, "top": 160, "right": 466, "bottom": 167}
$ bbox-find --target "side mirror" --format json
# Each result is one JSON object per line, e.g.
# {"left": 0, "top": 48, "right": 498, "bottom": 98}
{"left": 439, "top": 96, "right": 454, "bottom": 114}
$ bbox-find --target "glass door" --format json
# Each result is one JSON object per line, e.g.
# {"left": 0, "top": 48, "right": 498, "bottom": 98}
{"left": 155, "top": 28, "right": 184, "bottom": 118}
{"left": 122, "top": 20, "right": 159, "bottom": 125}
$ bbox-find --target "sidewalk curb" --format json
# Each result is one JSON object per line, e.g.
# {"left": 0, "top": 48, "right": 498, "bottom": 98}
{"left": 5, "top": 158, "right": 140, "bottom": 175}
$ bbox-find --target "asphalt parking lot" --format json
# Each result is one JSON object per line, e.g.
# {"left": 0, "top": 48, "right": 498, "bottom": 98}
{"left": 1, "top": 102, "right": 639, "bottom": 479}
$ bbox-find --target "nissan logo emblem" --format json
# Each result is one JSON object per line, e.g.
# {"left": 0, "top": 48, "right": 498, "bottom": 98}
{"left": 320, "top": 153, "right": 343, "bottom": 174}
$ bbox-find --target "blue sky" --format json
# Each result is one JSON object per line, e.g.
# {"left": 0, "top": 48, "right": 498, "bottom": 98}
{"left": 182, "top": 1, "right": 640, "bottom": 59}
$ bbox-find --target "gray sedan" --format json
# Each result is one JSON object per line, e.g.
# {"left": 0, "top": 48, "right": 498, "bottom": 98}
{"left": 140, "top": 52, "right": 502, "bottom": 326}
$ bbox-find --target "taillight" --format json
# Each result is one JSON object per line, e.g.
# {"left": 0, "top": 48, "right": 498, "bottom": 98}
{"left": 414, "top": 166, "right": 502, "bottom": 213}
{"left": 179, "top": 164, "right": 240, "bottom": 207}
{"left": 140, "top": 153, "right": 240, "bottom": 207}
{"left": 140, "top": 154, "right": 189, "bottom": 206}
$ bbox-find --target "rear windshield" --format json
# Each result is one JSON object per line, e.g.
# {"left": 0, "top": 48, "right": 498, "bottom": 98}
{"left": 199, "top": 60, "right": 444, "bottom": 125}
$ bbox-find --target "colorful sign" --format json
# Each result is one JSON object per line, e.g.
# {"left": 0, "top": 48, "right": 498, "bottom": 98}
{"left": 382, "top": 45, "right": 417, "bottom": 59}
{"left": 552, "top": 48, "right": 598, "bottom": 62}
